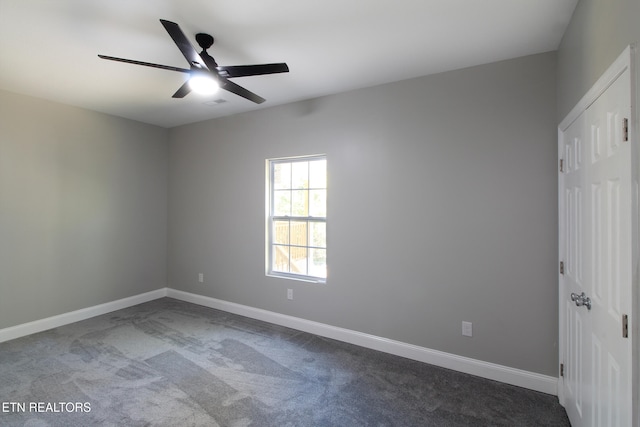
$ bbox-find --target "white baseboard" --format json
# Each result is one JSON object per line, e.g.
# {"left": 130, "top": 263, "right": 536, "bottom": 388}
{"left": 0, "top": 288, "right": 167, "bottom": 343}
{"left": 0, "top": 287, "right": 557, "bottom": 396}
{"left": 166, "top": 288, "right": 558, "bottom": 396}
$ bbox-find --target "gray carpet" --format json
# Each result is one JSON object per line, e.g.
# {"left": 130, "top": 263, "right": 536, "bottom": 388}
{"left": 0, "top": 298, "right": 570, "bottom": 426}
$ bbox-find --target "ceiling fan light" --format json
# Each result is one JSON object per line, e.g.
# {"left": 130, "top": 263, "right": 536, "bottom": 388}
{"left": 189, "top": 75, "right": 219, "bottom": 95}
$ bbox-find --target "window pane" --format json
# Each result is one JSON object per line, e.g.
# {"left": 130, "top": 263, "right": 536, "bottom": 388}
{"left": 273, "top": 163, "right": 291, "bottom": 189}
{"left": 291, "top": 161, "right": 309, "bottom": 189}
{"left": 309, "top": 248, "right": 327, "bottom": 278}
{"left": 309, "top": 189, "right": 326, "bottom": 217}
{"left": 290, "top": 221, "right": 308, "bottom": 247}
{"left": 310, "top": 222, "right": 326, "bottom": 248}
{"left": 290, "top": 247, "right": 308, "bottom": 275}
{"left": 291, "top": 190, "right": 308, "bottom": 216}
{"left": 273, "top": 220, "right": 289, "bottom": 245}
{"left": 272, "top": 245, "right": 290, "bottom": 272}
{"left": 309, "top": 159, "right": 326, "bottom": 189}
{"left": 273, "top": 190, "right": 291, "bottom": 216}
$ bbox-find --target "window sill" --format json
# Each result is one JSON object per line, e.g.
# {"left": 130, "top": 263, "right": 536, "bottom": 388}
{"left": 266, "top": 273, "right": 326, "bottom": 284}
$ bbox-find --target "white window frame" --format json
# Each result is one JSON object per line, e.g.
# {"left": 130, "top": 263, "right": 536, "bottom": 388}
{"left": 266, "top": 154, "right": 327, "bottom": 283}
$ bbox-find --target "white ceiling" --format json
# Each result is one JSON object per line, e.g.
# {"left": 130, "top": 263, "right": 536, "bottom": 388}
{"left": 0, "top": 0, "right": 578, "bottom": 128}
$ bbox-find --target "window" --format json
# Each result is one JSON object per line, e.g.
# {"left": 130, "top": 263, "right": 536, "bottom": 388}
{"left": 267, "top": 155, "right": 327, "bottom": 281}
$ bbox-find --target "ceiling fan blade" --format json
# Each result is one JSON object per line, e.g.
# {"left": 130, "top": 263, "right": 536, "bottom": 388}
{"left": 172, "top": 81, "right": 192, "bottom": 98}
{"left": 159, "top": 19, "right": 207, "bottom": 69}
{"left": 217, "top": 63, "right": 289, "bottom": 78}
{"left": 98, "top": 55, "right": 191, "bottom": 73}
{"left": 221, "top": 79, "right": 265, "bottom": 104}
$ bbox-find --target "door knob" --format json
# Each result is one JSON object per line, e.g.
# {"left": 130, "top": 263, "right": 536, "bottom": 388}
{"left": 570, "top": 292, "right": 592, "bottom": 310}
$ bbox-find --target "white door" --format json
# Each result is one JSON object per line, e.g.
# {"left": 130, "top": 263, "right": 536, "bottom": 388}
{"left": 560, "top": 66, "right": 632, "bottom": 426}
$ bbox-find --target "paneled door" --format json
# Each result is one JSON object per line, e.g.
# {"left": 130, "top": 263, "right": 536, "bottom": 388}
{"left": 559, "top": 60, "right": 633, "bottom": 426}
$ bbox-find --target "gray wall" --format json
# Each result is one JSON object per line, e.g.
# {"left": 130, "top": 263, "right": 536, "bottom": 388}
{"left": 557, "top": 0, "right": 640, "bottom": 121}
{"left": 168, "top": 52, "right": 559, "bottom": 376}
{"left": 0, "top": 90, "right": 168, "bottom": 329}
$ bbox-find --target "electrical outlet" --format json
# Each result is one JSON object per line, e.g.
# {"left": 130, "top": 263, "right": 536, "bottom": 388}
{"left": 462, "top": 321, "right": 473, "bottom": 337}
{"left": 198, "top": 273, "right": 204, "bottom": 283}
{"left": 287, "top": 289, "right": 293, "bottom": 300}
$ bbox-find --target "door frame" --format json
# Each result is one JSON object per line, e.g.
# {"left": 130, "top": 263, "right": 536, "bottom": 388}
{"left": 557, "top": 45, "right": 638, "bottom": 425}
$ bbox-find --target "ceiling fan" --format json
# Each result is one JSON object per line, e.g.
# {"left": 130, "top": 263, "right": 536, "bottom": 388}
{"left": 98, "top": 19, "right": 289, "bottom": 104}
